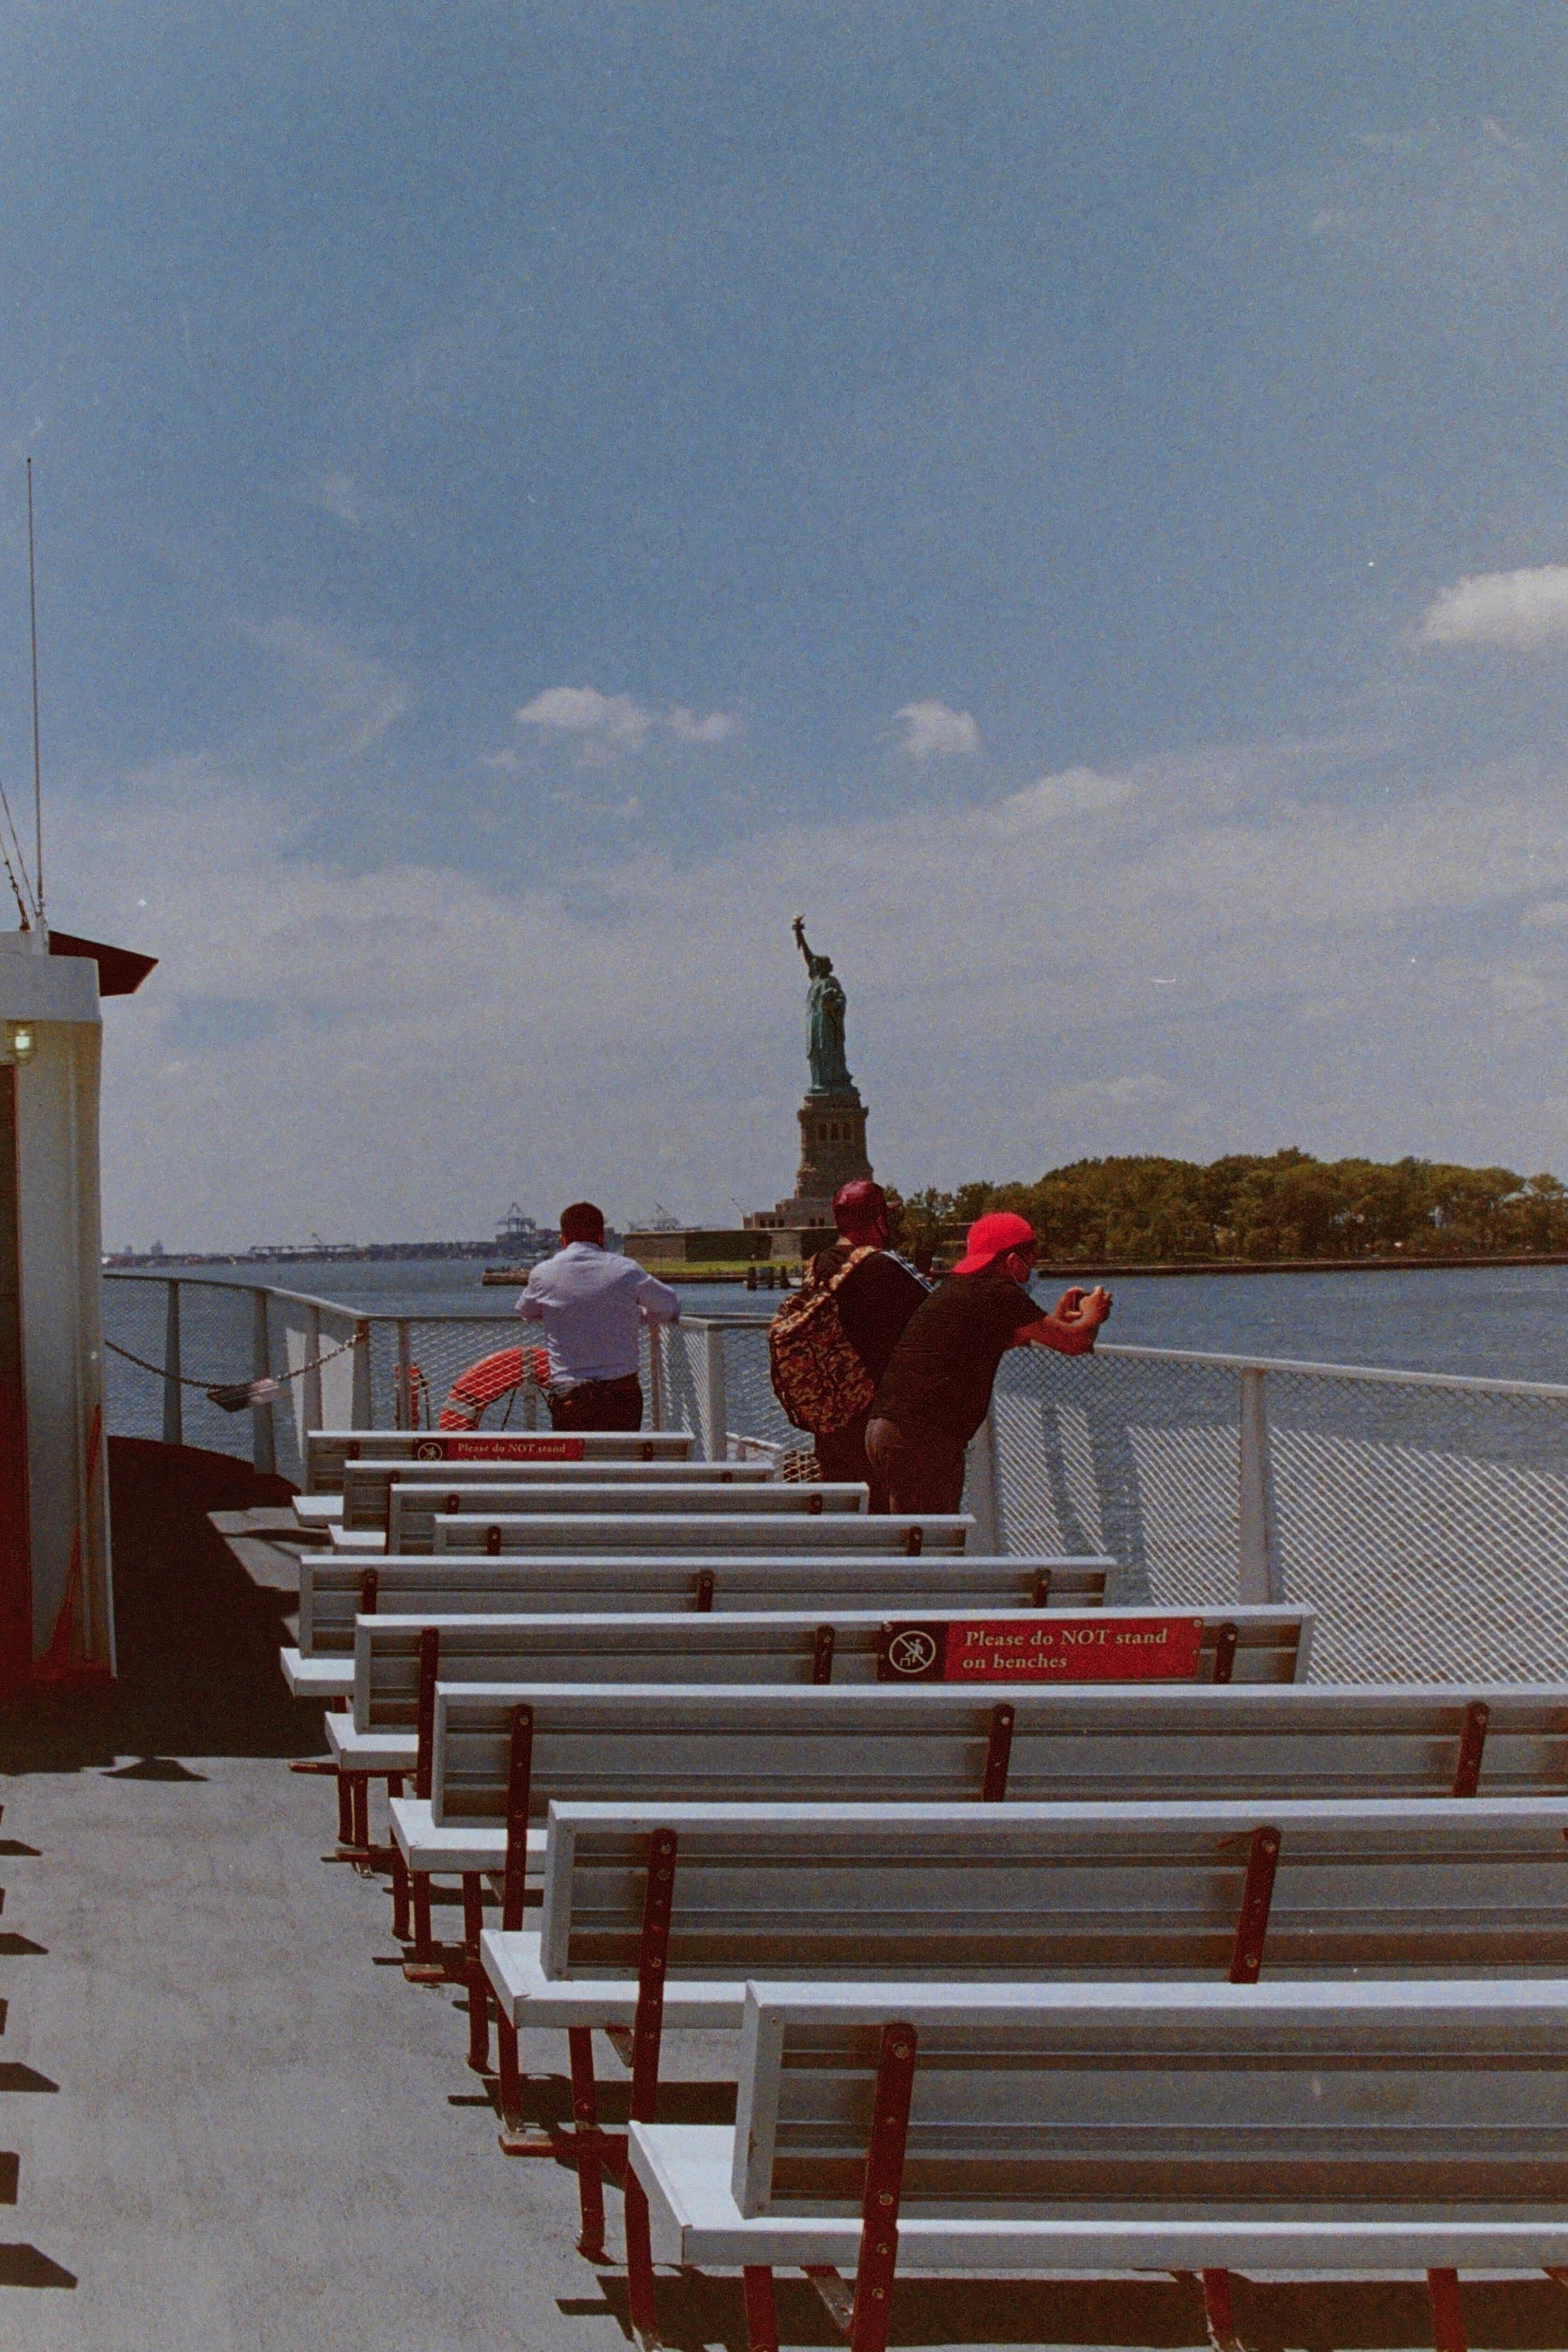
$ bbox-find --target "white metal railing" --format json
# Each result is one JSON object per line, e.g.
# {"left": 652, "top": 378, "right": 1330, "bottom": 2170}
{"left": 102, "top": 1276, "right": 1568, "bottom": 1681}
{"left": 686, "top": 1322, "right": 1568, "bottom": 1685}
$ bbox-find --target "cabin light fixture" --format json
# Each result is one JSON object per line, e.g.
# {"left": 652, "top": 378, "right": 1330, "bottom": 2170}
{"left": 4, "top": 1022, "right": 34, "bottom": 1063}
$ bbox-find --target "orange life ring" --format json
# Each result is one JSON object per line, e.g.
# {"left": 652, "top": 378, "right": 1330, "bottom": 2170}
{"left": 438, "top": 1344, "right": 549, "bottom": 1430}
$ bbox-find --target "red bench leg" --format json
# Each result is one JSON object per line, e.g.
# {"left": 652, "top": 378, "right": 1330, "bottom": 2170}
{"left": 386, "top": 1775, "right": 410, "bottom": 1941}
{"left": 335, "top": 1770, "right": 353, "bottom": 1844}
{"left": 1200, "top": 2269, "right": 1244, "bottom": 2352}
{"left": 410, "top": 1871, "right": 434, "bottom": 1965}
{"left": 625, "top": 2171, "right": 659, "bottom": 2344}
{"left": 1428, "top": 2269, "right": 1467, "bottom": 2352}
{"left": 463, "top": 1874, "right": 489, "bottom": 2072}
{"left": 495, "top": 2015, "right": 522, "bottom": 2128}
{"left": 848, "top": 2021, "right": 916, "bottom": 2352}
{"left": 569, "top": 2025, "right": 607, "bottom": 2261}
{"left": 743, "top": 2267, "right": 779, "bottom": 2352}
{"left": 348, "top": 1772, "right": 369, "bottom": 1850}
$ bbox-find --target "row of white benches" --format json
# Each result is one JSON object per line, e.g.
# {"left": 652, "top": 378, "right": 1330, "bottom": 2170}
{"left": 297, "top": 1452, "right": 775, "bottom": 1536}
{"left": 283, "top": 1550, "right": 1115, "bottom": 1697}
{"left": 285, "top": 1428, "right": 1565, "bottom": 2352}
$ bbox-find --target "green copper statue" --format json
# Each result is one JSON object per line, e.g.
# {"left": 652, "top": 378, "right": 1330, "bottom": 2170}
{"left": 792, "top": 914, "right": 854, "bottom": 1096}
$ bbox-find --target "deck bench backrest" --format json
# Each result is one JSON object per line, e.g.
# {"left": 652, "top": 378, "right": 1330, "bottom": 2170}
{"left": 430, "top": 1680, "right": 1568, "bottom": 1828}
{"left": 391, "top": 1479, "right": 866, "bottom": 1552}
{"left": 341, "top": 1456, "right": 773, "bottom": 1531}
{"left": 305, "top": 1427, "right": 695, "bottom": 1492}
{"left": 297, "top": 1549, "right": 1106, "bottom": 1655}
{"left": 538, "top": 1793, "right": 1565, "bottom": 1984}
{"left": 430, "top": 1511, "right": 969, "bottom": 1558}
{"left": 731, "top": 1978, "right": 1568, "bottom": 2220}
{"left": 355, "top": 1605, "right": 1310, "bottom": 1728}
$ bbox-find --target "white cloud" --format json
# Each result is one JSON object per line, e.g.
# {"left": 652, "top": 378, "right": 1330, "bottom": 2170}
{"left": 513, "top": 685, "right": 740, "bottom": 756}
{"left": 989, "top": 767, "right": 1136, "bottom": 835}
{"left": 313, "top": 469, "right": 362, "bottom": 526}
{"left": 667, "top": 706, "right": 739, "bottom": 745}
{"left": 1417, "top": 565, "right": 1568, "bottom": 652}
{"left": 894, "top": 699, "right": 981, "bottom": 758}
{"left": 517, "top": 685, "right": 653, "bottom": 746}
{"left": 241, "top": 616, "right": 410, "bottom": 763}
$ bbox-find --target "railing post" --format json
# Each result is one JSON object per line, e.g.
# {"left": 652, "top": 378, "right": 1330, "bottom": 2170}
{"left": 161, "top": 1280, "right": 183, "bottom": 1448}
{"left": 303, "top": 1302, "right": 323, "bottom": 1436}
{"left": 1238, "top": 1366, "right": 1279, "bottom": 1602}
{"left": 965, "top": 1407, "right": 1002, "bottom": 1553}
{"left": 702, "top": 1323, "right": 728, "bottom": 1461}
{"left": 251, "top": 1287, "right": 276, "bottom": 1477}
{"left": 395, "top": 1318, "right": 412, "bottom": 1432}
{"left": 647, "top": 1320, "right": 666, "bottom": 1432}
{"left": 350, "top": 1318, "right": 372, "bottom": 1429}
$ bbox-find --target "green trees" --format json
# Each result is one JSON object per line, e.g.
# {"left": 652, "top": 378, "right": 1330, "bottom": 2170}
{"left": 890, "top": 1151, "right": 1568, "bottom": 1264}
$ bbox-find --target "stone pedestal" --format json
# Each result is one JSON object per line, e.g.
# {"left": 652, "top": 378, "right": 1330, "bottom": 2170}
{"left": 745, "top": 1087, "right": 873, "bottom": 1260}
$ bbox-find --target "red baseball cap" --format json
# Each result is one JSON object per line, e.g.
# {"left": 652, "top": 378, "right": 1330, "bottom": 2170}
{"left": 952, "top": 1211, "right": 1036, "bottom": 1276}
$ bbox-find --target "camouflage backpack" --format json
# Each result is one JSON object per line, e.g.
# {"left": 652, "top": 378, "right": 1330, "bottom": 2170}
{"left": 767, "top": 1246, "right": 878, "bottom": 1436}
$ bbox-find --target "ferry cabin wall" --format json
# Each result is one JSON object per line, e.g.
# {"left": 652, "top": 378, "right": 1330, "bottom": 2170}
{"left": 0, "top": 944, "right": 112, "bottom": 1693}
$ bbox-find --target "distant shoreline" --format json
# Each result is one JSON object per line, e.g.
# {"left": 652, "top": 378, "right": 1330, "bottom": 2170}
{"left": 1032, "top": 1252, "right": 1568, "bottom": 1278}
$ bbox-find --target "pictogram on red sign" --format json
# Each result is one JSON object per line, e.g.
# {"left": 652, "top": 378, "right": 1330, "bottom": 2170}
{"left": 411, "top": 1436, "right": 587, "bottom": 1463}
{"left": 877, "top": 1615, "right": 1207, "bottom": 1684}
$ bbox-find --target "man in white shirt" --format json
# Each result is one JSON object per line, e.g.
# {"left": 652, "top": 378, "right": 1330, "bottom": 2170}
{"left": 516, "top": 1201, "right": 681, "bottom": 1431}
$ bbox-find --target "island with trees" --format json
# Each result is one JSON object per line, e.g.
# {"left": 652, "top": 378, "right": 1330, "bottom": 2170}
{"left": 892, "top": 1150, "right": 1568, "bottom": 1270}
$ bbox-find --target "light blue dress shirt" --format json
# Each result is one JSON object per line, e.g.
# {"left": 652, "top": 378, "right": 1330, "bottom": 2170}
{"left": 516, "top": 1242, "right": 681, "bottom": 1388}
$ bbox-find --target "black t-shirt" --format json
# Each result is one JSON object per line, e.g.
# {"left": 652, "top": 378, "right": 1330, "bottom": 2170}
{"left": 810, "top": 1244, "right": 930, "bottom": 1386}
{"left": 870, "top": 1269, "right": 1042, "bottom": 1449}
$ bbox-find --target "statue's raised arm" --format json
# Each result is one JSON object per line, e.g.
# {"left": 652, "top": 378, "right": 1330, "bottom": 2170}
{"left": 792, "top": 913, "right": 814, "bottom": 972}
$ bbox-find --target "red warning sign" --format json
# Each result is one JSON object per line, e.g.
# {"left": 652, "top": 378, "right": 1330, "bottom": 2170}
{"left": 410, "top": 1436, "right": 587, "bottom": 1463}
{"left": 877, "top": 1616, "right": 1207, "bottom": 1684}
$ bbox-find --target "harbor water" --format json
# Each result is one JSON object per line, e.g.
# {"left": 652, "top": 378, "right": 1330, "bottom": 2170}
{"left": 179, "top": 1256, "right": 1568, "bottom": 1385}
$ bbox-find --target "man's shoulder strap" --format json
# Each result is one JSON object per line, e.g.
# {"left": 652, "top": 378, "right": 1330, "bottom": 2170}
{"left": 822, "top": 1243, "right": 878, "bottom": 1294}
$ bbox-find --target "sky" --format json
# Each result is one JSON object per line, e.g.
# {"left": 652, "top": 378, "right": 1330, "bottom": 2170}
{"left": 6, "top": 5, "right": 1568, "bottom": 1244}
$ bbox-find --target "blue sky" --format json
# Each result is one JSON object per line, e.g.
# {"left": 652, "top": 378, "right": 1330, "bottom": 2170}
{"left": 9, "top": 5, "right": 1568, "bottom": 1243}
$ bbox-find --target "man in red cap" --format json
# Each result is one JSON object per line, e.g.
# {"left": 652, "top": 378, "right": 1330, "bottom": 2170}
{"left": 866, "top": 1212, "right": 1111, "bottom": 1515}
{"left": 808, "top": 1179, "right": 930, "bottom": 1508}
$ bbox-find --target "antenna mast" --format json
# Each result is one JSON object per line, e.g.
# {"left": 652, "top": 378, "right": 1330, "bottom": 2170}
{"left": 26, "top": 457, "right": 42, "bottom": 925}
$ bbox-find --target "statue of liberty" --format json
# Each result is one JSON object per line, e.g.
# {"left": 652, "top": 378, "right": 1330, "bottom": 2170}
{"left": 792, "top": 915, "right": 854, "bottom": 1096}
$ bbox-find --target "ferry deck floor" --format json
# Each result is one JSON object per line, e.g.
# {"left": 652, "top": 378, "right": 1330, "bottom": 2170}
{"left": 4, "top": 1438, "right": 1568, "bottom": 2352}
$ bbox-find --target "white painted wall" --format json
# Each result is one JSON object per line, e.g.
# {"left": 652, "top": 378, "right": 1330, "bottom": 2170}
{"left": 0, "top": 935, "right": 112, "bottom": 1676}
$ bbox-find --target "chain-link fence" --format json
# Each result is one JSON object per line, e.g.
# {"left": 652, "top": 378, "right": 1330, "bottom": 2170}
{"left": 707, "top": 1320, "right": 1568, "bottom": 1682}
{"left": 104, "top": 1278, "right": 1568, "bottom": 1681}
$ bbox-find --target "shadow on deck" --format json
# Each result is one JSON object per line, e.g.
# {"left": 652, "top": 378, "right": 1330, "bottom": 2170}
{"left": 1, "top": 1437, "right": 324, "bottom": 1774}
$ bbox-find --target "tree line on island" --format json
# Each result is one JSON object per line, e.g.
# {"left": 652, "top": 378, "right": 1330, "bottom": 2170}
{"left": 891, "top": 1150, "right": 1568, "bottom": 1267}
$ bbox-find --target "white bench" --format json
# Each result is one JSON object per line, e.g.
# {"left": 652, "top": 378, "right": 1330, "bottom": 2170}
{"left": 412, "top": 1680, "right": 1540, "bottom": 1877}
{"left": 386, "top": 1676, "right": 1535, "bottom": 2020}
{"left": 486, "top": 1790, "right": 1568, "bottom": 2260}
{"left": 304, "top": 1426, "right": 695, "bottom": 1492}
{"left": 331, "top": 1601, "right": 1308, "bottom": 1772}
{"left": 629, "top": 1978, "right": 1568, "bottom": 2352}
{"left": 375, "top": 1479, "right": 866, "bottom": 1555}
{"left": 283, "top": 1548, "right": 1112, "bottom": 1701}
{"left": 423, "top": 1510, "right": 969, "bottom": 1560}
{"left": 298, "top": 1455, "right": 776, "bottom": 1536}
{"left": 319, "top": 1584, "right": 1166, "bottom": 1925}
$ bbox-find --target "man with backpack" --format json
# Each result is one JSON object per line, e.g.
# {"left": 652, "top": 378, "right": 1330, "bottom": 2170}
{"left": 768, "top": 1180, "right": 929, "bottom": 1509}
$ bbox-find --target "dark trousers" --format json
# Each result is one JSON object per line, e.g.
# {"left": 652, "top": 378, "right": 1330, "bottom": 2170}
{"left": 813, "top": 1410, "right": 889, "bottom": 1513}
{"left": 864, "top": 1416, "right": 967, "bottom": 1516}
{"left": 547, "top": 1375, "right": 644, "bottom": 1433}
